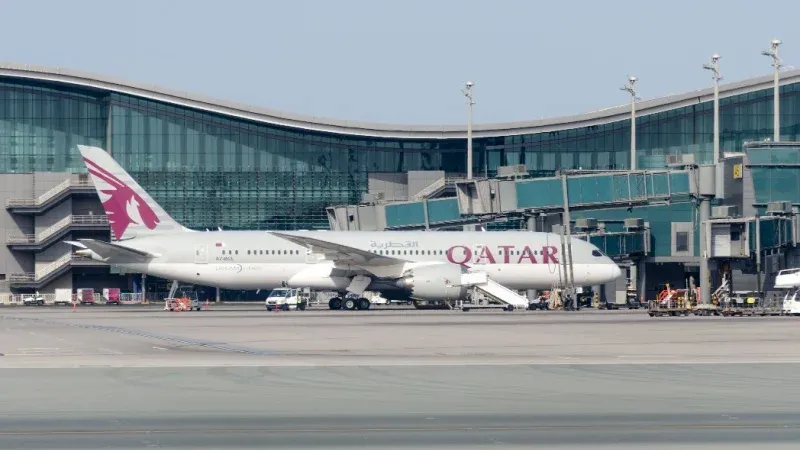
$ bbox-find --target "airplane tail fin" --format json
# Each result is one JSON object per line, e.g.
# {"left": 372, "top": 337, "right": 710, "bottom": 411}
{"left": 77, "top": 145, "right": 191, "bottom": 240}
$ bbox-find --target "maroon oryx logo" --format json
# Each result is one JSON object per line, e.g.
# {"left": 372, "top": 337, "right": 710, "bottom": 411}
{"left": 84, "top": 157, "right": 160, "bottom": 239}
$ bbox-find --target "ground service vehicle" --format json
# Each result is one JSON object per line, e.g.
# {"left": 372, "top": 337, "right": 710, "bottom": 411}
{"left": 776, "top": 268, "right": 800, "bottom": 315}
{"left": 103, "top": 288, "right": 121, "bottom": 305}
{"left": 266, "top": 288, "right": 308, "bottom": 311}
{"left": 22, "top": 294, "right": 45, "bottom": 306}
{"left": 54, "top": 289, "right": 73, "bottom": 306}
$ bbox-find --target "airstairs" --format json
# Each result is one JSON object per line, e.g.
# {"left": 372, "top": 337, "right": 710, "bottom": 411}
{"left": 459, "top": 271, "right": 530, "bottom": 311}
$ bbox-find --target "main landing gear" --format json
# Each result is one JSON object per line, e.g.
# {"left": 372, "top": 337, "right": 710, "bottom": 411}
{"left": 328, "top": 296, "right": 371, "bottom": 311}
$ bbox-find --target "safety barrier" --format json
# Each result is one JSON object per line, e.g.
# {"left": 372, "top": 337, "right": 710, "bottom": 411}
{"left": 0, "top": 292, "right": 144, "bottom": 306}
{"left": 8, "top": 254, "right": 105, "bottom": 286}
{"left": 6, "top": 215, "right": 110, "bottom": 246}
{"left": 6, "top": 179, "right": 94, "bottom": 208}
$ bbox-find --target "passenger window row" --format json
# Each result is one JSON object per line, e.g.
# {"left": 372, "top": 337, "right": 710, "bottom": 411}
{"left": 370, "top": 249, "right": 444, "bottom": 255}
{"left": 220, "top": 249, "right": 302, "bottom": 255}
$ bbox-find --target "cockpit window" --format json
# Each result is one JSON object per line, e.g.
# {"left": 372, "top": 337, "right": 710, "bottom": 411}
{"left": 592, "top": 250, "right": 604, "bottom": 257}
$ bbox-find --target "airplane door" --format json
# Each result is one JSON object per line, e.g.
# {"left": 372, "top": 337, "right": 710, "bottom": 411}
{"left": 472, "top": 244, "right": 485, "bottom": 265}
{"left": 194, "top": 244, "right": 208, "bottom": 264}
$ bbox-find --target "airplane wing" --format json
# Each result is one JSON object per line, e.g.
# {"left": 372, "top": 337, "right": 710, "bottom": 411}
{"left": 72, "top": 239, "right": 157, "bottom": 261}
{"left": 268, "top": 232, "right": 404, "bottom": 267}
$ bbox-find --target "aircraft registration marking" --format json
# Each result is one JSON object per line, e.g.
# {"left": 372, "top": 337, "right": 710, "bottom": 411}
{"left": 215, "top": 264, "right": 262, "bottom": 273}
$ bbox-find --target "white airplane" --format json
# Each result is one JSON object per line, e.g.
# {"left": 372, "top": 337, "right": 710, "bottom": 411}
{"left": 66, "top": 145, "right": 622, "bottom": 310}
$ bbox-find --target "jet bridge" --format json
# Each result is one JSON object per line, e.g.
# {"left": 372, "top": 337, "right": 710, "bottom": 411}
{"left": 327, "top": 168, "right": 690, "bottom": 259}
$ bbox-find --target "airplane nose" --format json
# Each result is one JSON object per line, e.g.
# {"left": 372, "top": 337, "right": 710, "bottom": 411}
{"left": 609, "top": 261, "right": 622, "bottom": 279}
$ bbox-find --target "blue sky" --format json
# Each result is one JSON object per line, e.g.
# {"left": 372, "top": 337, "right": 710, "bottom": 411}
{"left": 2, "top": 0, "right": 798, "bottom": 125}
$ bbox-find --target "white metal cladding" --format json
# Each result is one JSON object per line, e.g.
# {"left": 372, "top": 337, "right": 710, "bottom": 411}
{"left": 1, "top": 63, "right": 800, "bottom": 139}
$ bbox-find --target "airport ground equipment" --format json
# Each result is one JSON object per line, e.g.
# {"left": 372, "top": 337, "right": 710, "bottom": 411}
{"left": 164, "top": 295, "right": 201, "bottom": 312}
{"left": 266, "top": 288, "right": 309, "bottom": 311}
{"left": 775, "top": 268, "right": 800, "bottom": 315}
{"left": 76, "top": 288, "right": 95, "bottom": 305}
{"left": 102, "top": 288, "right": 121, "bottom": 305}
{"left": 21, "top": 293, "right": 44, "bottom": 306}
{"left": 460, "top": 272, "right": 530, "bottom": 311}
{"left": 649, "top": 282, "right": 782, "bottom": 317}
{"left": 54, "top": 288, "right": 73, "bottom": 306}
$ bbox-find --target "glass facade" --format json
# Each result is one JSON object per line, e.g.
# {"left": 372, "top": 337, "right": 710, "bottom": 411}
{"left": 2, "top": 76, "right": 800, "bottom": 231}
{"left": 0, "top": 81, "right": 106, "bottom": 173}
{"left": 745, "top": 143, "right": 800, "bottom": 207}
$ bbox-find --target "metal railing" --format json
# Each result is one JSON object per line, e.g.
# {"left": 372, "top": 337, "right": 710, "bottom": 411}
{"left": 0, "top": 292, "right": 145, "bottom": 306}
{"left": 6, "top": 215, "right": 109, "bottom": 245}
{"left": 411, "top": 176, "right": 470, "bottom": 201}
{"left": 411, "top": 177, "right": 446, "bottom": 201}
{"left": 6, "top": 179, "right": 93, "bottom": 208}
{"left": 8, "top": 254, "right": 95, "bottom": 284}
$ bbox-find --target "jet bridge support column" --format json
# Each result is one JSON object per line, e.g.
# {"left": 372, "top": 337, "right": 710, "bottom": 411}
{"left": 699, "top": 197, "right": 712, "bottom": 305}
{"left": 526, "top": 214, "right": 538, "bottom": 303}
{"left": 636, "top": 262, "right": 646, "bottom": 304}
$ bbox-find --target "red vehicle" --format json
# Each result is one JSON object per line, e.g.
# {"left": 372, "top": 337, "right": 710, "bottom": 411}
{"left": 77, "top": 288, "right": 95, "bottom": 305}
{"left": 103, "top": 288, "right": 121, "bottom": 305}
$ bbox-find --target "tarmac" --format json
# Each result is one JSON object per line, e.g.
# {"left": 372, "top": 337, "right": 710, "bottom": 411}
{"left": 2, "top": 305, "right": 800, "bottom": 449}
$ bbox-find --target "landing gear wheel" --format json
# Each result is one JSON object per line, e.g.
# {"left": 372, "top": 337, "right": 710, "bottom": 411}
{"left": 329, "top": 298, "right": 342, "bottom": 310}
{"left": 357, "top": 298, "right": 370, "bottom": 310}
{"left": 344, "top": 298, "right": 357, "bottom": 310}
{"left": 504, "top": 305, "right": 514, "bottom": 312}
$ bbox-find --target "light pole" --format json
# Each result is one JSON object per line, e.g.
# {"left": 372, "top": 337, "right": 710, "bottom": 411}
{"left": 761, "top": 39, "right": 783, "bottom": 142}
{"left": 462, "top": 81, "right": 475, "bottom": 180}
{"left": 703, "top": 54, "right": 722, "bottom": 163}
{"left": 619, "top": 76, "right": 638, "bottom": 170}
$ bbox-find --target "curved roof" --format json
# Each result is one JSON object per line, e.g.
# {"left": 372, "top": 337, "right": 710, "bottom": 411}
{"left": 1, "top": 62, "right": 799, "bottom": 140}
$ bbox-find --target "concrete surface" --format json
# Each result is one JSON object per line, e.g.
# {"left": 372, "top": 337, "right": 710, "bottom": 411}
{"left": 1, "top": 308, "right": 799, "bottom": 448}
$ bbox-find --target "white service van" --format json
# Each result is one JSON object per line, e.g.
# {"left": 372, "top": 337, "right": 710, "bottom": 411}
{"left": 265, "top": 288, "right": 308, "bottom": 311}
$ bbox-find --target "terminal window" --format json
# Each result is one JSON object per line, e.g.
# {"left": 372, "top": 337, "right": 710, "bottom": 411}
{"left": 675, "top": 231, "right": 689, "bottom": 252}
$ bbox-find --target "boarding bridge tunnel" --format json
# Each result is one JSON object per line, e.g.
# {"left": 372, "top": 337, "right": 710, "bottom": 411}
{"left": 704, "top": 202, "right": 800, "bottom": 296}
{"left": 326, "top": 165, "right": 706, "bottom": 259}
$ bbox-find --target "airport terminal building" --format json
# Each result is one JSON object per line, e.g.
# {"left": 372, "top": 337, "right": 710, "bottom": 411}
{"left": 1, "top": 63, "right": 800, "bottom": 300}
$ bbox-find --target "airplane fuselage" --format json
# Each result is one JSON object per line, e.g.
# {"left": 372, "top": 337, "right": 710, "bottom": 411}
{"left": 105, "top": 230, "right": 621, "bottom": 292}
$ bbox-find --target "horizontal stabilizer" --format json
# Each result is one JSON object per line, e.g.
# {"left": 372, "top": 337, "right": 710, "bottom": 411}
{"left": 76, "top": 239, "right": 157, "bottom": 261}
{"left": 64, "top": 240, "right": 87, "bottom": 249}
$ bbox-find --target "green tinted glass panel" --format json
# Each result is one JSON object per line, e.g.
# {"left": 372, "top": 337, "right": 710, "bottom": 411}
{"left": 385, "top": 202, "right": 426, "bottom": 227}
{"left": 427, "top": 198, "right": 460, "bottom": 223}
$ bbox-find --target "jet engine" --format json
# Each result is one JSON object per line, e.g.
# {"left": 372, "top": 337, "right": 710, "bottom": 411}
{"left": 396, "top": 264, "right": 468, "bottom": 302}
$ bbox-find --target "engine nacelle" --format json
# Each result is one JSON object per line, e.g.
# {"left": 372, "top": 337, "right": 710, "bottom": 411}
{"left": 396, "top": 264, "right": 468, "bottom": 302}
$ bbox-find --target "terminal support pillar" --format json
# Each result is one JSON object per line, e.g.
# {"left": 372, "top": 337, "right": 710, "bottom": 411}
{"left": 526, "top": 215, "right": 538, "bottom": 302}
{"left": 755, "top": 216, "right": 762, "bottom": 296}
{"left": 560, "top": 174, "right": 577, "bottom": 310}
{"left": 699, "top": 197, "right": 712, "bottom": 305}
{"left": 636, "top": 262, "right": 647, "bottom": 304}
{"left": 216, "top": 287, "right": 221, "bottom": 303}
